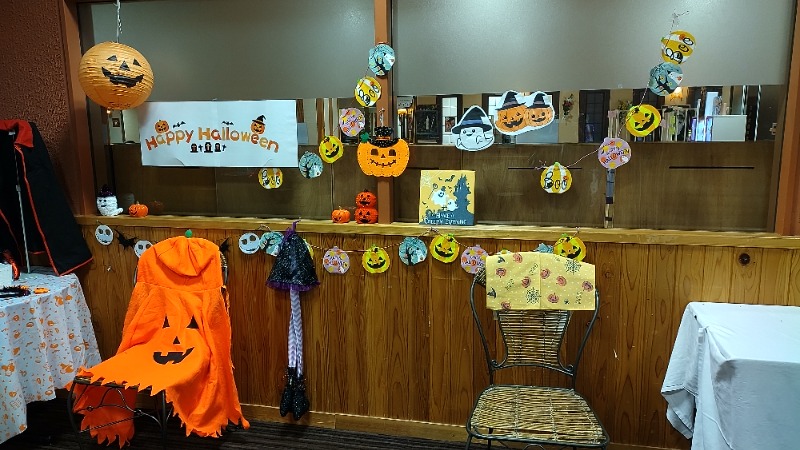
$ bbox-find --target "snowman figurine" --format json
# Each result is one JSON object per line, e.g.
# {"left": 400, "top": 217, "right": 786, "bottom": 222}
{"left": 96, "top": 185, "right": 123, "bottom": 216}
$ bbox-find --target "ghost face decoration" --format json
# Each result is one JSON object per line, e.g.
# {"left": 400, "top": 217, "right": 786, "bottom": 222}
{"left": 453, "top": 106, "right": 494, "bottom": 151}
{"left": 95, "top": 225, "right": 114, "bottom": 246}
{"left": 97, "top": 195, "right": 123, "bottom": 216}
{"left": 134, "top": 240, "right": 153, "bottom": 258}
{"left": 238, "top": 232, "right": 261, "bottom": 254}
{"left": 355, "top": 76, "right": 381, "bottom": 107}
{"left": 319, "top": 135, "right": 344, "bottom": 164}
{"left": 362, "top": 246, "right": 390, "bottom": 274}
{"left": 648, "top": 62, "right": 683, "bottom": 96}
{"left": 625, "top": 104, "right": 661, "bottom": 137}
{"left": 598, "top": 138, "right": 631, "bottom": 169}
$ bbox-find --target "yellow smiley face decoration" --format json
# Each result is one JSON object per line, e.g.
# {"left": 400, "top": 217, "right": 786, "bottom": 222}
{"left": 625, "top": 104, "right": 661, "bottom": 137}
{"left": 553, "top": 234, "right": 586, "bottom": 261}
{"left": 661, "top": 30, "right": 695, "bottom": 64}
{"left": 362, "top": 246, "right": 390, "bottom": 274}
{"left": 355, "top": 76, "right": 381, "bottom": 107}
{"left": 319, "top": 135, "right": 344, "bottom": 163}
{"left": 258, "top": 168, "right": 283, "bottom": 189}
{"left": 430, "top": 234, "right": 459, "bottom": 263}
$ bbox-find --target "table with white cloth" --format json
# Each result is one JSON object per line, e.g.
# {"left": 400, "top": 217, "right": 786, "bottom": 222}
{"left": 662, "top": 302, "right": 800, "bottom": 450}
{"left": 0, "top": 267, "right": 101, "bottom": 443}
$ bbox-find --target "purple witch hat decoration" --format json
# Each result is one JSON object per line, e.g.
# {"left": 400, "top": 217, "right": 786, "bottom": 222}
{"left": 267, "top": 221, "right": 319, "bottom": 420}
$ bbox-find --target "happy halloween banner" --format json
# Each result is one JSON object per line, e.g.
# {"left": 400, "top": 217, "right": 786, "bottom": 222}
{"left": 137, "top": 100, "right": 298, "bottom": 167}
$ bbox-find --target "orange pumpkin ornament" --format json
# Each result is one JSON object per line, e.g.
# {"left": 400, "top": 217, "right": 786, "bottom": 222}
{"left": 78, "top": 41, "right": 154, "bottom": 110}
{"left": 355, "top": 207, "right": 379, "bottom": 224}
{"left": 331, "top": 208, "right": 351, "bottom": 224}
{"left": 357, "top": 127, "right": 410, "bottom": 177}
{"left": 355, "top": 190, "right": 377, "bottom": 208}
{"left": 128, "top": 202, "right": 149, "bottom": 217}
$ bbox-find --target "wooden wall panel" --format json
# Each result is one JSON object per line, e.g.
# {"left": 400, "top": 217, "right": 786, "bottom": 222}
{"left": 77, "top": 223, "right": 800, "bottom": 449}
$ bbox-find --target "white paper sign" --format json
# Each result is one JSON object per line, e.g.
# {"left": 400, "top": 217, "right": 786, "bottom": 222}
{"left": 137, "top": 100, "right": 298, "bottom": 167}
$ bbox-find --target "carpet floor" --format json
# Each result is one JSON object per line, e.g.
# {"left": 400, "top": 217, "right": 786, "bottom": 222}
{"left": 2, "top": 399, "right": 466, "bottom": 449}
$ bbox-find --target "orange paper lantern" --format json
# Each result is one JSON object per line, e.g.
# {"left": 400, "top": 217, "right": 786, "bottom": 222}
{"left": 79, "top": 42, "right": 154, "bottom": 110}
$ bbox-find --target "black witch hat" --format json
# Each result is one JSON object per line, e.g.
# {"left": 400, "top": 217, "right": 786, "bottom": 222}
{"left": 451, "top": 106, "right": 493, "bottom": 134}
{"left": 267, "top": 221, "right": 319, "bottom": 291}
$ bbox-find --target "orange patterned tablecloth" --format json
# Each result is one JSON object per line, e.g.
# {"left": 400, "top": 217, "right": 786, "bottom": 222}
{"left": 0, "top": 268, "right": 101, "bottom": 443}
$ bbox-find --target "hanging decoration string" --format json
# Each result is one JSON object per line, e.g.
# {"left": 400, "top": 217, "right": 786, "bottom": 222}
{"left": 115, "top": 0, "right": 122, "bottom": 43}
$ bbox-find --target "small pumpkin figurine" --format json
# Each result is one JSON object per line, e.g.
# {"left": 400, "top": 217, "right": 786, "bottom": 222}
{"left": 357, "top": 126, "right": 410, "bottom": 177}
{"left": 331, "top": 207, "right": 351, "bottom": 224}
{"left": 355, "top": 190, "right": 377, "bottom": 208}
{"left": 355, "top": 207, "right": 379, "bottom": 224}
{"left": 128, "top": 202, "right": 149, "bottom": 218}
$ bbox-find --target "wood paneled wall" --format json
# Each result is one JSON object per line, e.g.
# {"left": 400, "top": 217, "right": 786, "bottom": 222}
{"left": 76, "top": 221, "right": 800, "bottom": 449}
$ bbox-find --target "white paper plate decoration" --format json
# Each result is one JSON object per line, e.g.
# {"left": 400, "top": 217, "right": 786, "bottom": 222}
{"left": 648, "top": 62, "right": 683, "bottom": 96}
{"left": 368, "top": 43, "right": 396, "bottom": 76}
{"left": 95, "top": 225, "right": 114, "bottom": 246}
{"left": 398, "top": 237, "right": 427, "bottom": 265}
{"left": 339, "top": 108, "right": 365, "bottom": 137}
{"left": 260, "top": 231, "right": 283, "bottom": 256}
{"left": 597, "top": 137, "right": 632, "bottom": 169}
{"left": 460, "top": 245, "right": 488, "bottom": 274}
{"left": 134, "top": 240, "right": 153, "bottom": 258}
{"left": 322, "top": 246, "right": 350, "bottom": 274}
{"left": 355, "top": 76, "right": 381, "bottom": 107}
{"left": 299, "top": 152, "right": 323, "bottom": 179}
{"left": 238, "top": 232, "right": 261, "bottom": 254}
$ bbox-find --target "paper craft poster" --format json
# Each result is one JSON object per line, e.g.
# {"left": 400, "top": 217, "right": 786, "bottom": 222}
{"left": 419, "top": 170, "right": 475, "bottom": 226}
{"left": 138, "top": 100, "right": 298, "bottom": 167}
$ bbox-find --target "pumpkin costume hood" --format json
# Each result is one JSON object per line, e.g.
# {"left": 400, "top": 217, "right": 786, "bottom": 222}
{"left": 71, "top": 236, "right": 249, "bottom": 447}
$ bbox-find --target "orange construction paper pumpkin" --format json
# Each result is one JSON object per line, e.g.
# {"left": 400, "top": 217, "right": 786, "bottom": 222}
{"left": 70, "top": 237, "right": 249, "bottom": 446}
{"left": 331, "top": 208, "right": 351, "bottom": 224}
{"left": 78, "top": 41, "right": 154, "bottom": 110}
{"left": 355, "top": 190, "right": 377, "bottom": 208}
{"left": 128, "top": 202, "right": 149, "bottom": 217}
{"left": 362, "top": 246, "right": 390, "bottom": 273}
{"left": 355, "top": 207, "right": 378, "bottom": 224}
{"left": 357, "top": 127, "right": 409, "bottom": 177}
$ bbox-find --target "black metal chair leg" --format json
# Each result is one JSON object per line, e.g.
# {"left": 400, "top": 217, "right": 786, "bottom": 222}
{"left": 65, "top": 382, "right": 87, "bottom": 450}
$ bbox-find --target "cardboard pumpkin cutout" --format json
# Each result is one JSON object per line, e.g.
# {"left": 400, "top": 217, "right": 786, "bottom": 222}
{"left": 357, "top": 126, "right": 410, "bottom": 177}
{"left": 71, "top": 237, "right": 249, "bottom": 446}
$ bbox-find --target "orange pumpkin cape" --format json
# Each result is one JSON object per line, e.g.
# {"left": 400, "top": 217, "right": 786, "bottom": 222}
{"left": 70, "top": 236, "right": 249, "bottom": 446}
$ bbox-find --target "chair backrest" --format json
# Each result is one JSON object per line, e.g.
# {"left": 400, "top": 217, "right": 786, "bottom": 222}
{"left": 470, "top": 268, "right": 600, "bottom": 386}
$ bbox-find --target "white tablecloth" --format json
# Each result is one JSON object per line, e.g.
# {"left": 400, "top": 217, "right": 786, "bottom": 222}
{"left": 662, "top": 302, "right": 800, "bottom": 450}
{"left": 0, "top": 268, "right": 101, "bottom": 443}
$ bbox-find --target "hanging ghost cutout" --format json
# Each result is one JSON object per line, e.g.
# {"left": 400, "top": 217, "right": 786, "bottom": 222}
{"left": 453, "top": 106, "right": 494, "bottom": 151}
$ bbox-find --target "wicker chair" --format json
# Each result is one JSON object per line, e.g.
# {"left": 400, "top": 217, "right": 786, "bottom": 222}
{"left": 465, "top": 268, "right": 609, "bottom": 449}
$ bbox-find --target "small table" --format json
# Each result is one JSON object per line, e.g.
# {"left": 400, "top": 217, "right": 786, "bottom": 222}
{"left": 0, "top": 268, "right": 101, "bottom": 443}
{"left": 662, "top": 302, "right": 800, "bottom": 449}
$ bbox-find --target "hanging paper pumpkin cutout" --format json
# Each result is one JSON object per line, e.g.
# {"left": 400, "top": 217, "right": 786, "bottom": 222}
{"left": 661, "top": 30, "right": 696, "bottom": 64}
{"left": 95, "top": 225, "right": 114, "bottom": 246}
{"left": 239, "top": 232, "right": 261, "bottom": 254}
{"left": 323, "top": 247, "right": 350, "bottom": 274}
{"left": 362, "top": 246, "right": 390, "bottom": 273}
{"left": 258, "top": 168, "right": 283, "bottom": 189}
{"left": 339, "top": 108, "right": 365, "bottom": 137}
{"left": 331, "top": 207, "right": 351, "bottom": 224}
{"left": 399, "top": 237, "right": 428, "bottom": 266}
{"left": 355, "top": 76, "right": 381, "bottom": 107}
{"left": 299, "top": 152, "right": 323, "bottom": 179}
{"left": 368, "top": 43, "right": 396, "bottom": 76}
{"left": 319, "top": 135, "right": 344, "bottom": 164}
{"left": 525, "top": 91, "right": 556, "bottom": 130}
{"left": 540, "top": 162, "right": 572, "bottom": 194}
{"left": 494, "top": 91, "right": 528, "bottom": 135}
{"left": 597, "top": 137, "right": 632, "bottom": 169}
{"left": 625, "top": 104, "right": 661, "bottom": 137}
{"left": 78, "top": 41, "right": 154, "bottom": 110}
{"left": 461, "top": 245, "right": 488, "bottom": 274}
{"left": 133, "top": 240, "right": 153, "bottom": 258}
{"left": 553, "top": 234, "right": 586, "bottom": 261}
{"left": 453, "top": 105, "right": 494, "bottom": 151}
{"left": 260, "top": 231, "right": 283, "bottom": 256}
{"left": 357, "top": 126, "right": 410, "bottom": 177}
{"left": 649, "top": 62, "right": 683, "bottom": 96}
{"left": 430, "top": 234, "right": 459, "bottom": 263}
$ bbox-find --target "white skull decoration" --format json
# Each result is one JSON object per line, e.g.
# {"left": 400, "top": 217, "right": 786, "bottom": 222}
{"left": 134, "top": 240, "right": 153, "bottom": 258}
{"left": 94, "top": 225, "right": 114, "bottom": 246}
{"left": 239, "top": 232, "right": 261, "bottom": 254}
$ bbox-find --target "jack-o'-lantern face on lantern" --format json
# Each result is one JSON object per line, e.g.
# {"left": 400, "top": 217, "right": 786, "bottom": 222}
{"left": 319, "top": 135, "right": 343, "bottom": 163}
{"left": 251, "top": 115, "right": 266, "bottom": 135}
{"left": 430, "top": 234, "right": 459, "bottom": 263}
{"left": 79, "top": 42, "right": 154, "bottom": 110}
{"left": 154, "top": 120, "right": 169, "bottom": 134}
{"left": 495, "top": 105, "right": 527, "bottom": 133}
{"left": 362, "top": 246, "right": 390, "bottom": 273}
{"left": 625, "top": 104, "right": 661, "bottom": 137}
{"left": 357, "top": 127, "right": 410, "bottom": 177}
